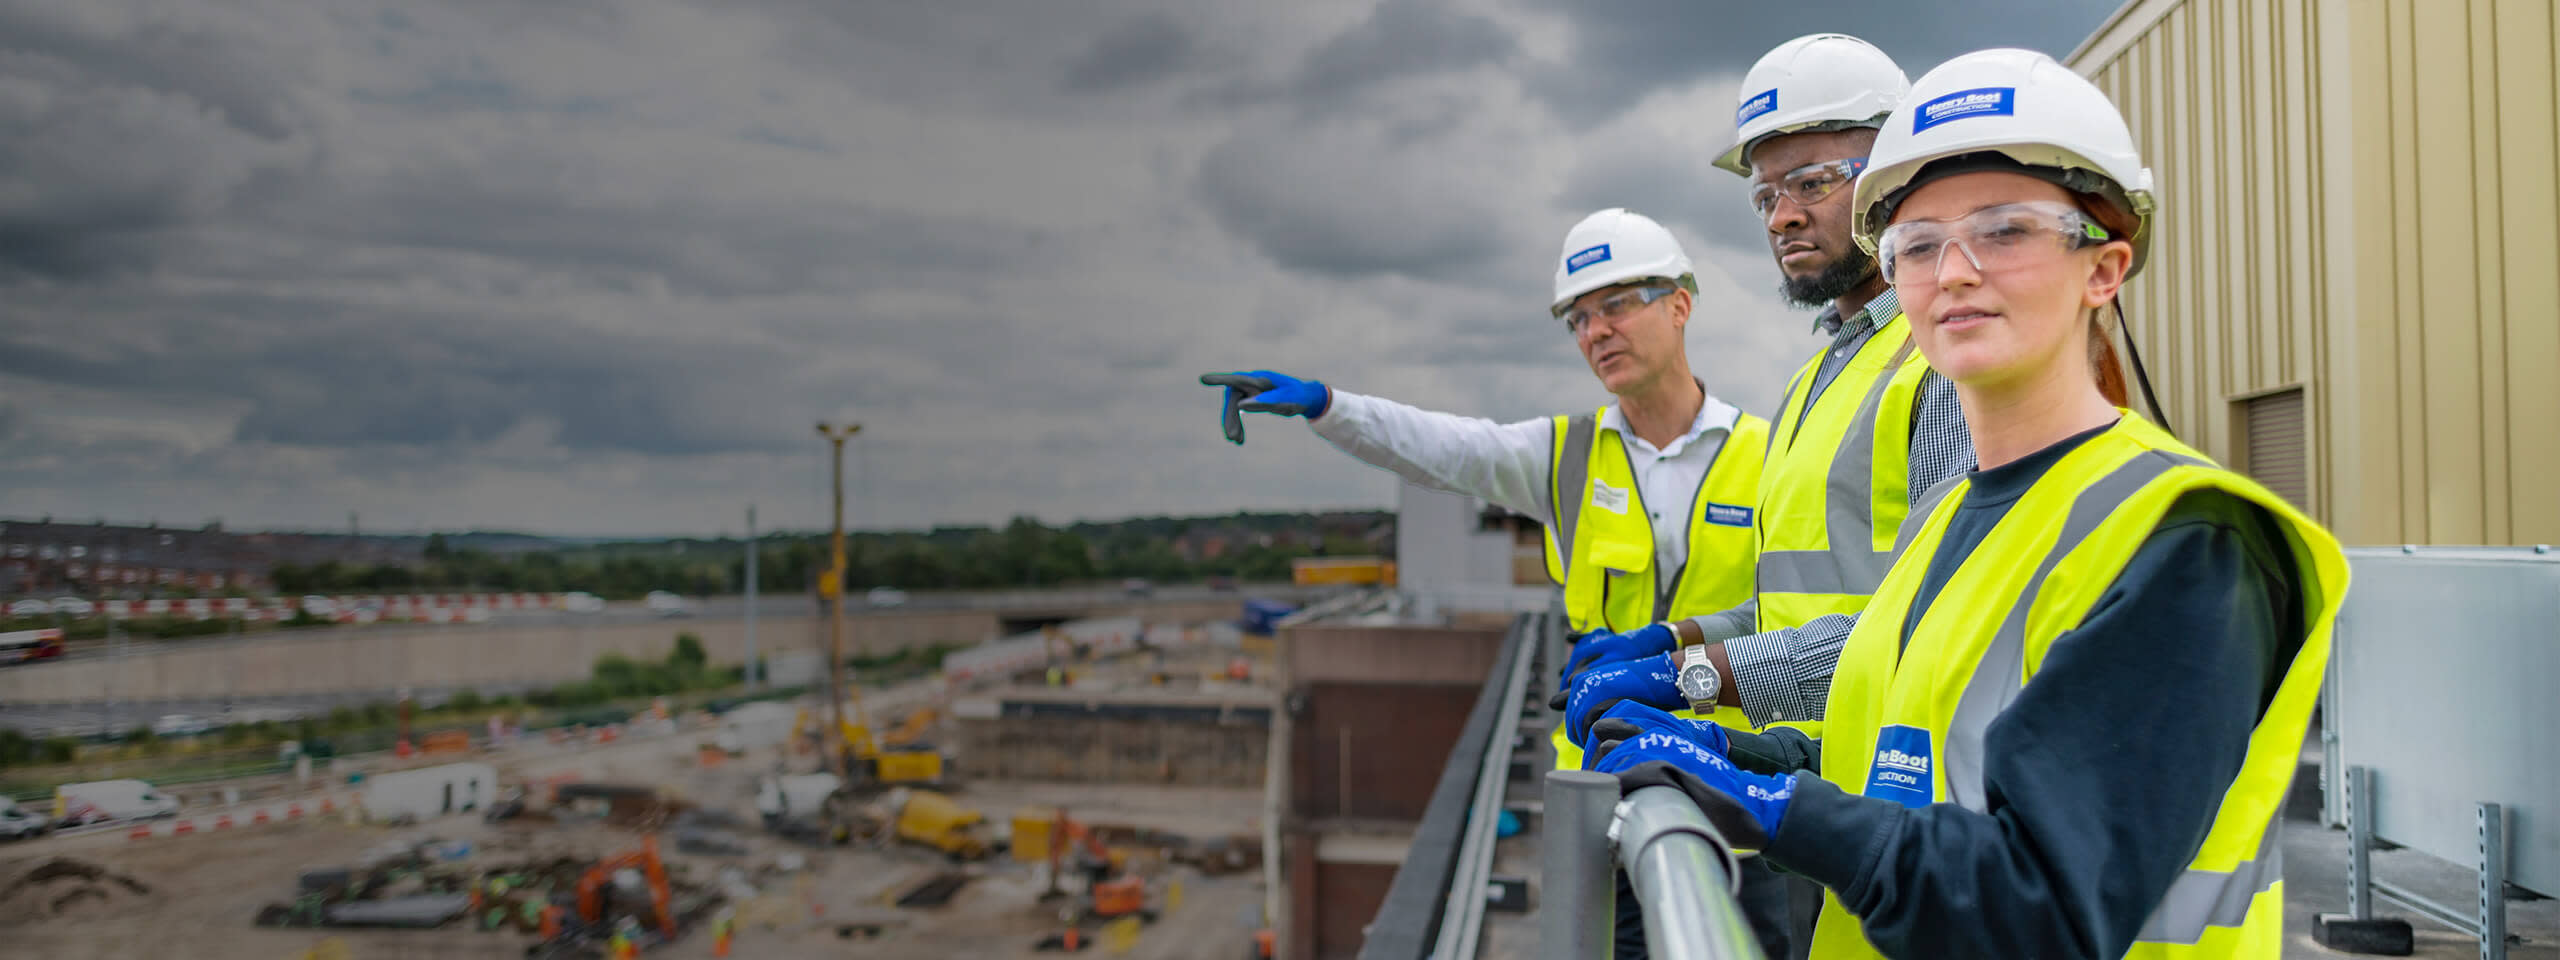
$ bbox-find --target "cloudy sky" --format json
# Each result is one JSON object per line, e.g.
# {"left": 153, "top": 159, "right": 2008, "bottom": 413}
{"left": 0, "top": 0, "right": 2122, "bottom": 536}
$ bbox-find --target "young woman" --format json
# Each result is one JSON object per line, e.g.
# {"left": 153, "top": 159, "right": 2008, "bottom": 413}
{"left": 1583, "top": 49, "right": 2348, "bottom": 960}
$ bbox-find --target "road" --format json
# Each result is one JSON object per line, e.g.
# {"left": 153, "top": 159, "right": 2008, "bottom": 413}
{"left": 29, "top": 582, "right": 1307, "bottom": 661}
{"left": 0, "top": 583, "right": 1318, "bottom": 737}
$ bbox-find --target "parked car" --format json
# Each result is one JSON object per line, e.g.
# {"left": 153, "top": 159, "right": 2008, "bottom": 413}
{"left": 644, "top": 591, "right": 692, "bottom": 617}
{"left": 0, "top": 798, "right": 49, "bottom": 840}
{"left": 151, "top": 714, "right": 213, "bottom": 738}
{"left": 53, "top": 779, "right": 181, "bottom": 826}
{"left": 46, "top": 596, "right": 95, "bottom": 617}
{"left": 561, "top": 592, "right": 606, "bottom": 614}
{"left": 1121, "top": 578, "right": 1154, "bottom": 597}
{"left": 7, "top": 598, "right": 51, "bottom": 617}
{"left": 865, "top": 587, "right": 909, "bottom": 608}
{"left": 300, "top": 595, "right": 337, "bottom": 617}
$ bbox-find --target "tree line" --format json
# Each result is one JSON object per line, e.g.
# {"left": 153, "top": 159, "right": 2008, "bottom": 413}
{"left": 268, "top": 511, "right": 1390, "bottom": 599}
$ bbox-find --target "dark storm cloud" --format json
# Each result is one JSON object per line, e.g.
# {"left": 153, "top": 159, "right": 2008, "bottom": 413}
{"left": 1286, "top": 0, "right": 1518, "bottom": 106}
{"left": 1195, "top": 128, "right": 1509, "bottom": 280}
{"left": 1525, "top": 0, "right": 2128, "bottom": 126}
{"left": 0, "top": 4, "right": 315, "bottom": 279}
{"left": 0, "top": 0, "right": 2132, "bottom": 534}
{"left": 0, "top": 289, "right": 816, "bottom": 456}
{"left": 1061, "top": 13, "right": 1196, "bottom": 93}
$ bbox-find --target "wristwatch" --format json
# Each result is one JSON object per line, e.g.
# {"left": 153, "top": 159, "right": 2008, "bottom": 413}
{"left": 1674, "top": 637, "right": 1722, "bottom": 714}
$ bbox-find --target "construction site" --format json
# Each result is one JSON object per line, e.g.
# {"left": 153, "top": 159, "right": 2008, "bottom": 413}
{"left": 0, "top": 611, "right": 1287, "bottom": 959}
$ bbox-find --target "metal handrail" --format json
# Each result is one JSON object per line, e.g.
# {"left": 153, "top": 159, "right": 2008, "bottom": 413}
{"left": 1544, "top": 770, "right": 1766, "bottom": 960}
{"left": 1430, "top": 610, "right": 1546, "bottom": 960}
{"left": 1355, "top": 612, "right": 1544, "bottom": 960}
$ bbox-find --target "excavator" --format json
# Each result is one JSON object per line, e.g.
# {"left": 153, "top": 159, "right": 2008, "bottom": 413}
{"left": 1031, "top": 808, "right": 1151, "bottom": 922}
{"left": 573, "top": 835, "right": 676, "bottom": 941}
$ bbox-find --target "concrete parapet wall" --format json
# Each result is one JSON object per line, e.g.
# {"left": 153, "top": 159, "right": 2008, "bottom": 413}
{"left": 0, "top": 598, "right": 1253, "bottom": 705}
{"left": 953, "top": 700, "right": 1270, "bottom": 787}
{"left": 0, "top": 610, "right": 1002, "bottom": 704}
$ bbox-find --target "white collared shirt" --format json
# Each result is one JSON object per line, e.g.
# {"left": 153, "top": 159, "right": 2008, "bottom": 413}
{"left": 1310, "top": 386, "right": 1743, "bottom": 579}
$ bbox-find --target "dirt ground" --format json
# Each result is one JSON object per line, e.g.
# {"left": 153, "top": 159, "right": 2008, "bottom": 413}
{"left": 0, "top": 727, "right": 1269, "bottom": 960}
{"left": 0, "top": 629, "right": 1274, "bottom": 958}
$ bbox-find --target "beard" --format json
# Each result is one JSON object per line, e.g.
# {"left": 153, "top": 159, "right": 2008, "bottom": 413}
{"left": 1779, "top": 247, "right": 1878, "bottom": 309}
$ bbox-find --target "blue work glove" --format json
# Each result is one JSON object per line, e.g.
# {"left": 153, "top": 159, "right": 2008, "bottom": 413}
{"left": 1554, "top": 623, "right": 1677, "bottom": 692}
{"left": 1558, "top": 652, "right": 1683, "bottom": 748}
{"left": 1583, "top": 699, "right": 1729, "bottom": 762}
{"left": 1198, "top": 370, "right": 1331, "bottom": 445}
{"left": 1591, "top": 718, "right": 1795, "bottom": 850}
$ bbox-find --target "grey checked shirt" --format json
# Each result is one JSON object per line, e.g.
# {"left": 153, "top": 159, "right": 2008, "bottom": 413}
{"left": 1690, "top": 289, "right": 1975, "bottom": 725}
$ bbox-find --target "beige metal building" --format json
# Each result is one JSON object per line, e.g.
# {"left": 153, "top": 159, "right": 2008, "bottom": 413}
{"left": 2070, "top": 0, "right": 2559, "bottom": 545}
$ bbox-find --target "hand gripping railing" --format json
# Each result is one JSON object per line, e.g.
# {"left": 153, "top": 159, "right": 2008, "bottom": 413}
{"left": 1542, "top": 770, "right": 1765, "bottom": 960}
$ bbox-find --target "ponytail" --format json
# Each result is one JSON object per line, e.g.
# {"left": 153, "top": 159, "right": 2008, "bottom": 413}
{"left": 2090, "top": 313, "right": 2129, "bottom": 408}
{"left": 2074, "top": 191, "right": 2143, "bottom": 411}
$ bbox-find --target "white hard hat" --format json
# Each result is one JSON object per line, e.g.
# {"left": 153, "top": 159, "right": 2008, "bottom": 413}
{"left": 1712, "top": 34, "right": 1910, "bottom": 176}
{"left": 1550, "top": 208, "right": 1696, "bottom": 315}
{"left": 1852, "top": 48, "right": 2157, "bottom": 275}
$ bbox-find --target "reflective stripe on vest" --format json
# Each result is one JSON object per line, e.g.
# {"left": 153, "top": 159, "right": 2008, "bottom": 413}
{"left": 1809, "top": 414, "right": 2347, "bottom": 959}
{"left": 1544, "top": 407, "right": 1768, "bottom": 768}
{"left": 1754, "top": 318, "right": 1931, "bottom": 632}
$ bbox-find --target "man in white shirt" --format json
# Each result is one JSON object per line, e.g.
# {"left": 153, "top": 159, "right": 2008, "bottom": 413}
{"left": 1204, "top": 207, "right": 1767, "bottom": 694}
{"left": 1204, "top": 208, "right": 1766, "bottom": 658}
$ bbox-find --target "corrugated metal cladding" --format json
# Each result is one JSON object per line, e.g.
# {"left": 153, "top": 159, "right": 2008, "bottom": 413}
{"left": 2072, "top": 0, "right": 2560, "bottom": 545}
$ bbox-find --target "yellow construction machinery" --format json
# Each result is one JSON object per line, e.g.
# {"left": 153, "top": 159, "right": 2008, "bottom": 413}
{"left": 794, "top": 705, "right": 947, "bottom": 785}
{"left": 892, "top": 789, "right": 993, "bottom": 860}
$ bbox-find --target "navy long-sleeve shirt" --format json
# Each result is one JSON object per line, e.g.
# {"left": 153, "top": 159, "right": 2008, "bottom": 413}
{"left": 1726, "top": 421, "right": 2305, "bottom": 960}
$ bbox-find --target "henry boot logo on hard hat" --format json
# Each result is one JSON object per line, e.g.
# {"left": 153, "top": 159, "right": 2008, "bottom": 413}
{"left": 1736, "top": 89, "right": 1778, "bottom": 128}
{"left": 1549, "top": 208, "right": 1695, "bottom": 315}
{"left": 1712, "top": 34, "right": 1909, "bottom": 175}
{"left": 1913, "top": 87, "right": 2016, "bottom": 133}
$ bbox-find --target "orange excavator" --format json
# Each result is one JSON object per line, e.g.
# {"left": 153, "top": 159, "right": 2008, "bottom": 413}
{"left": 1043, "top": 810, "right": 1148, "bottom": 920}
{"left": 574, "top": 834, "right": 677, "bottom": 941}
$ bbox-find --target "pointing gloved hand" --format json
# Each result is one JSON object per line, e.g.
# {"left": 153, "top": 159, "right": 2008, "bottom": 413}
{"left": 1591, "top": 718, "right": 1796, "bottom": 850}
{"left": 1557, "top": 652, "right": 1683, "bottom": 747}
{"left": 1199, "top": 370, "right": 1332, "bottom": 445}
{"left": 1558, "top": 623, "right": 1677, "bottom": 688}
{"left": 1583, "top": 699, "right": 1729, "bottom": 764}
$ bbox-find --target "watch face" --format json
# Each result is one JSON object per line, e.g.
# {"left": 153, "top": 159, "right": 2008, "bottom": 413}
{"left": 1676, "top": 661, "right": 1719, "bottom": 704}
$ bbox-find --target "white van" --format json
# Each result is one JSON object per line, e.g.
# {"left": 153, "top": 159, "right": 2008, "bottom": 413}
{"left": 714, "top": 701, "right": 800, "bottom": 755}
{"left": 360, "top": 762, "right": 498, "bottom": 824}
{"left": 54, "top": 779, "right": 181, "bottom": 826}
{"left": 756, "top": 772, "right": 842, "bottom": 822}
{"left": 0, "top": 798, "right": 49, "bottom": 840}
{"left": 644, "top": 591, "right": 692, "bottom": 617}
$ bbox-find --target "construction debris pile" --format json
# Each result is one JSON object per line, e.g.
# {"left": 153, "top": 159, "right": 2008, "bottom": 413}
{"left": 0, "top": 858, "right": 155, "bottom": 923}
{"left": 248, "top": 833, "right": 733, "bottom": 955}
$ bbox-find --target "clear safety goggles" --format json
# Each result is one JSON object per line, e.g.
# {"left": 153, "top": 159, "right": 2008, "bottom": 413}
{"left": 1555, "top": 283, "right": 1677, "bottom": 335}
{"left": 1749, "top": 157, "right": 1866, "bottom": 218}
{"left": 1876, "top": 201, "right": 2115, "bottom": 285}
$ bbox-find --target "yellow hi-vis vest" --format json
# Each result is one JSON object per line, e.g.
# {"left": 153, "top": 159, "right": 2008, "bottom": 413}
{"left": 1807, "top": 414, "right": 2347, "bottom": 960}
{"left": 1542, "top": 407, "right": 1768, "bottom": 769}
{"left": 1755, "top": 316, "right": 1933, "bottom": 635}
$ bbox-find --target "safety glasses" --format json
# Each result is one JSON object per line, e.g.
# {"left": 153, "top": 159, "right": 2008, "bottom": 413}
{"left": 1555, "top": 283, "right": 1678, "bottom": 335}
{"left": 1748, "top": 158, "right": 1866, "bottom": 218}
{"left": 1876, "top": 201, "right": 2114, "bottom": 285}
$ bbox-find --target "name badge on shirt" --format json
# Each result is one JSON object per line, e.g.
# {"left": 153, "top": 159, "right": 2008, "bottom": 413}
{"left": 1591, "top": 480, "right": 1630, "bottom": 515}
{"left": 1703, "top": 503, "right": 1753, "bottom": 527}
{"left": 1864, "top": 724, "right": 1935, "bottom": 808}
